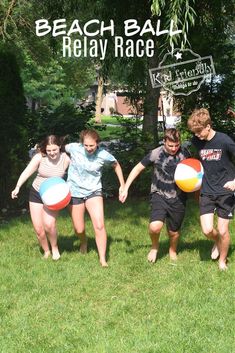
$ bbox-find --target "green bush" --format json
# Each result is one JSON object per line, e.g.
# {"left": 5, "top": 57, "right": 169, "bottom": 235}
{"left": 26, "top": 102, "right": 95, "bottom": 147}
{"left": 101, "top": 116, "right": 153, "bottom": 197}
{"left": 0, "top": 49, "right": 28, "bottom": 209}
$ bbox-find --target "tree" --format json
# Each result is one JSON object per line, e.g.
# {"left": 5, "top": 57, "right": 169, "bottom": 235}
{"left": 0, "top": 49, "right": 28, "bottom": 208}
{"left": 90, "top": 0, "right": 196, "bottom": 143}
{"left": 176, "top": 0, "right": 235, "bottom": 138}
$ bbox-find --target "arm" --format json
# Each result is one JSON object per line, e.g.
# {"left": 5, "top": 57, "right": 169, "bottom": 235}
{"left": 63, "top": 154, "right": 71, "bottom": 170}
{"left": 112, "top": 161, "right": 125, "bottom": 195}
{"left": 223, "top": 179, "right": 235, "bottom": 192}
{"left": 11, "top": 153, "right": 42, "bottom": 199}
{"left": 119, "top": 162, "right": 146, "bottom": 203}
{"left": 223, "top": 136, "right": 235, "bottom": 191}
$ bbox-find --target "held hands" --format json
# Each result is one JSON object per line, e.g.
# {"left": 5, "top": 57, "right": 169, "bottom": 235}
{"left": 11, "top": 186, "right": 20, "bottom": 199}
{"left": 223, "top": 179, "right": 235, "bottom": 192}
{"left": 119, "top": 187, "right": 128, "bottom": 203}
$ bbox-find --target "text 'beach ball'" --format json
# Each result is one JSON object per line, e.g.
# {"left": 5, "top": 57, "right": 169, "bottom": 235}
{"left": 39, "top": 177, "right": 71, "bottom": 210}
{"left": 174, "top": 158, "right": 204, "bottom": 192}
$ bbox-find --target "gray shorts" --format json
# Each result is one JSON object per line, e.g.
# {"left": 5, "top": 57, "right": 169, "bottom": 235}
{"left": 69, "top": 190, "right": 103, "bottom": 205}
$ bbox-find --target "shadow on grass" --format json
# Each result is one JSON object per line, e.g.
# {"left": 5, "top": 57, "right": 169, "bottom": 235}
{"left": 121, "top": 237, "right": 234, "bottom": 262}
{"left": 58, "top": 233, "right": 132, "bottom": 261}
{"left": 179, "top": 239, "right": 234, "bottom": 261}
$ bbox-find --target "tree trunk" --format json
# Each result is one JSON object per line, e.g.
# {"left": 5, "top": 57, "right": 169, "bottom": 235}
{"left": 95, "top": 75, "right": 103, "bottom": 123}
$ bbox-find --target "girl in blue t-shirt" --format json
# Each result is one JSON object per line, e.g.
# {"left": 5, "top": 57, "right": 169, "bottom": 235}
{"left": 65, "top": 129, "right": 125, "bottom": 267}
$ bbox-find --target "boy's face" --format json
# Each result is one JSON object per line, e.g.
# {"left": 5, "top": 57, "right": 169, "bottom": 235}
{"left": 194, "top": 125, "right": 211, "bottom": 140}
{"left": 164, "top": 139, "right": 180, "bottom": 155}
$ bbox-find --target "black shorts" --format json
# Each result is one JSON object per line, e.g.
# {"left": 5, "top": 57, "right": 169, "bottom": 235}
{"left": 150, "top": 193, "right": 186, "bottom": 232}
{"left": 69, "top": 190, "right": 103, "bottom": 205}
{"left": 29, "top": 186, "right": 43, "bottom": 204}
{"left": 199, "top": 194, "right": 234, "bottom": 219}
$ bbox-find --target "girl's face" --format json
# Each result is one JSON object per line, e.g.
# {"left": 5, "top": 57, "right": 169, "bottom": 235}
{"left": 83, "top": 136, "right": 98, "bottom": 154}
{"left": 46, "top": 144, "right": 60, "bottom": 160}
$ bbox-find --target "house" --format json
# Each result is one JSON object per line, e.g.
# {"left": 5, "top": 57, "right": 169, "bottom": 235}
{"left": 101, "top": 90, "right": 181, "bottom": 127}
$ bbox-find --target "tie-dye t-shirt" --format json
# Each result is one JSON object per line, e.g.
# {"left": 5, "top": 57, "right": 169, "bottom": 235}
{"left": 65, "top": 143, "right": 117, "bottom": 197}
{"left": 141, "top": 145, "right": 190, "bottom": 199}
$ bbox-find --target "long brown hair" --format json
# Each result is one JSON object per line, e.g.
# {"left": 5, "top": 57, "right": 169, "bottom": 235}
{"left": 39, "top": 135, "right": 64, "bottom": 155}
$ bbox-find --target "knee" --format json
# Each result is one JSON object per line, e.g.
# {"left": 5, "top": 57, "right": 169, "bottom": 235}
{"left": 149, "top": 223, "right": 162, "bottom": 235}
{"left": 202, "top": 226, "right": 214, "bottom": 238}
{"left": 93, "top": 222, "right": 105, "bottom": 233}
{"left": 168, "top": 230, "right": 179, "bottom": 238}
{"left": 74, "top": 226, "right": 85, "bottom": 235}
{"left": 217, "top": 227, "right": 229, "bottom": 238}
{"left": 34, "top": 226, "right": 46, "bottom": 238}
{"left": 44, "top": 221, "right": 56, "bottom": 234}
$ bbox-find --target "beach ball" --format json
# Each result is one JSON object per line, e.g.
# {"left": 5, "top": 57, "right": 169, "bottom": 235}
{"left": 39, "top": 177, "right": 71, "bottom": 210}
{"left": 174, "top": 158, "right": 204, "bottom": 192}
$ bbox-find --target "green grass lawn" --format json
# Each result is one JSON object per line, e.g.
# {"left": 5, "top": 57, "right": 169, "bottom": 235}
{"left": 91, "top": 115, "right": 121, "bottom": 125}
{"left": 90, "top": 115, "right": 124, "bottom": 140}
{"left": 98, "top": 125, "right": 124, "bottom": 140}
{"left": 100, "top": 115, "right": 120, "bottom": 124}
{"left": 0, "top": 198, "right": 234, "bottom": 353}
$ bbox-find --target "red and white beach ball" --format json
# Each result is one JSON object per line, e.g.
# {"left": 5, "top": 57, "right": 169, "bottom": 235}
{"left": 174, "top": 158, "right": 204, "bottom": 192}
{"left": 39, "top": 177, "right": 71, "bottom": 210}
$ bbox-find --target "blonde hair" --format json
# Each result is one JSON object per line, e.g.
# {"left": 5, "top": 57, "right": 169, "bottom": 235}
{"left": 187, "top": 108, "right": 212, "bottom": 133}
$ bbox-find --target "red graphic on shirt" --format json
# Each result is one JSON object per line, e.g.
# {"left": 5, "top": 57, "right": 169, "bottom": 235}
{"left": 200, "top": 149, "right": 222, "bottom": 161}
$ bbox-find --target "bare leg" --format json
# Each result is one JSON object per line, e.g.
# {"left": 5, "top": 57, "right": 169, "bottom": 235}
{"left": 168, "top": 230, "right": 180, "bottom": 260}
{"left": 29, "top": 202, "right": 50, "bottom": 257}
{"left": 200, "top": 213, "right": 220, "bottom": 258}
{"left": 217, "top": 217, "right": 230, "bottom": 270}
{"left": 148, "top": 221, "right": 163, "bottom": 263}
{"left": 86, "top": 197, "right": 108, "bottom": 267}
{"left": 43, "top": 207, "right": 60, "bottom": 260}
{"left": 69, "top": 204, "right": 87, "bottom": 254}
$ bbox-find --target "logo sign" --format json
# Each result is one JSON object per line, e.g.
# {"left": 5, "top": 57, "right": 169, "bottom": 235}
{"left": 149, "top": 48, "right": 215, "bottom": 96}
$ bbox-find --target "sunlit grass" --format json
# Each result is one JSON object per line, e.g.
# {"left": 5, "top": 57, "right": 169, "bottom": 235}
{"left": 91, "top": 115, "right": 120, "bottom": 124}
{"left": 0, "top": 198, "right": 234, "bottom": 353}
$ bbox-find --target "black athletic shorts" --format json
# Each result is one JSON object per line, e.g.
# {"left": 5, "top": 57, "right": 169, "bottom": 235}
{"left": 150, "top": 192, "right": 186, "bottom": 232}
{"left": 29, "top": 186, "right": 43, "bottom": 204}
{"left": 69, "top": 190, "right": 103, "bottom": 205}
{"left": 199, "top": 194, "right": 234, "bottom": 219}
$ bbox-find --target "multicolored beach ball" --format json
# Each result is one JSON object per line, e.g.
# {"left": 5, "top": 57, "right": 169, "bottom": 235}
{"left": 39, "top": 177, "right": 71, "bottom": 210}
{"left": 174, "top": 158, "right": 204, "bottom": 192}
